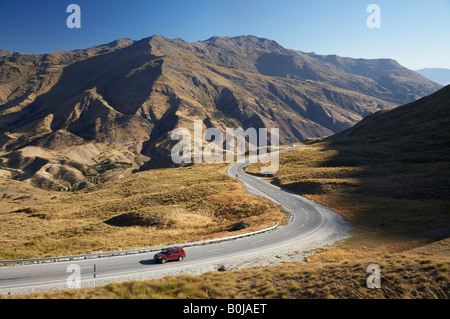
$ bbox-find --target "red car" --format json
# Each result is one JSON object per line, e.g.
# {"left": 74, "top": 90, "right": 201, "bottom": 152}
{"left": 154, "top": 247, "right": 186, "bottom": 264}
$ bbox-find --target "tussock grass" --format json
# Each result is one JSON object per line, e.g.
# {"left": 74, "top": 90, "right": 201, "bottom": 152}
{"left": 246, "top": 143, "right": 450, "bottom": 260}
{"left": 3, "top": 141, "right": 449, "bottom": 299}
{"left": 0, "top": 163, "right": 285, "bottom": 260}
{"left": 7, "top": 238, "right": 449, "bottom": 299}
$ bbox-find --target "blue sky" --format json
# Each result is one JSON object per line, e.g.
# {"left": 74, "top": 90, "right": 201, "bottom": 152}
{"left": 0, "top": 0, "right": 449, "bottom": 69}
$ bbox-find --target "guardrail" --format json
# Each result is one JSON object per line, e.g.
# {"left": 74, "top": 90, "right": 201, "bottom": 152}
{"left": 1, "top": 150, "right": 292, "bottom": 267}
{"left": 0, "top": 223, "right": 278, "bottom": 266}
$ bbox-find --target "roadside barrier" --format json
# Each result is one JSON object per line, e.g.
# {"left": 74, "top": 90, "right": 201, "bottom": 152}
{"left": 0, "top": 223, "right": 278, "bottom": 266}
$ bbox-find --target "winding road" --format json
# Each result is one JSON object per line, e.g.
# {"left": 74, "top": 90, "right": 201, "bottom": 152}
{"left": 0, "top": 145, "right": 350, "bottom": 294}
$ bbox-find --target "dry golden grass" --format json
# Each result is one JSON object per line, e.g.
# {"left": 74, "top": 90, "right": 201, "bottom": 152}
{"left": 6, "top": 238, "right": 449, "bottom": 299}
{"left": 0, "top": 163, "right": 285, "bottom": 260}
{"left": 247, "top": 142, "right": 450, "bottom": 261}
{"left": 3, "top": 142, "right": 449, "bottom": 299}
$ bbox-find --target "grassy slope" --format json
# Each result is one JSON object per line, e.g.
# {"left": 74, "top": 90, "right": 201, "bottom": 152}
{"left": 247, "top": 86, "right": 450, "bottom": 262}
{"left": 4, "top": 87, "right": 450, "bottom": 298}
{"left": 5, "top": 142, "right": 449, "bottom": 299}
{"left": 6, "top": 238, "right": 449, "bottom": 299}
{"left": 0, "top": 163, "right": 285, "bottom": 260}
{"left": 257, "top": 142, "right": 449, "bottom": 259}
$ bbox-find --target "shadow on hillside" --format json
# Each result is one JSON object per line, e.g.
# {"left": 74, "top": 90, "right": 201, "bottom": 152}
{"left": 266, "top": 139, "right": 450, "bottom": 244}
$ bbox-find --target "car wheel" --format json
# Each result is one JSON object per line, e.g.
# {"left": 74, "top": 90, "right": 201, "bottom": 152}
{"left": 161, "top": 258, "right": 167, "bottom": 264}
{"left": 178, "top": 256, "right": 184, "bottom": 261}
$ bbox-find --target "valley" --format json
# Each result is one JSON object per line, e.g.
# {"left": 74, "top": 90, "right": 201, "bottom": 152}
{"left": 0, "top": 35, "right": 448, "bottom": 300}
{"left": 0, "top": 35, "right": 441, "bottom": 190}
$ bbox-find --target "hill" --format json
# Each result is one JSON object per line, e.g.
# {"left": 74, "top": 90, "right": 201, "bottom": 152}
{"left": 332, "top": 85, "right": 450, "bottom": 155}
{"left": 0, "top": 50, "right": 13, "bottom": 57}
{"left": 0, "top": 35, "right": 442, "bottom": 190}
{"left": 246, "top": 84, "right": 450, "bottom": 270}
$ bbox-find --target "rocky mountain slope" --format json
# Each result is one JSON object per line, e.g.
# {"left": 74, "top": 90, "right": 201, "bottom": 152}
{"left": 333, "top": 85, "right": 450, "bottom": 148}
{"left": 0, "top": 35, "right": 442, "bottom": 190}
{"left": 0, "top": 50, "right": 13, "bottom": 57}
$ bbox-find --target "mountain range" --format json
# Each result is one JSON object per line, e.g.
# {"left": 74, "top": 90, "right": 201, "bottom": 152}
{"left": 0, "top": 35, "right": 442, "bottom": 190}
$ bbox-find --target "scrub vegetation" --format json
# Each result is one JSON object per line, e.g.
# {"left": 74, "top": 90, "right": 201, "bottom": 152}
{"left": 0, "top": 163, "right": 285, "bottom": 260}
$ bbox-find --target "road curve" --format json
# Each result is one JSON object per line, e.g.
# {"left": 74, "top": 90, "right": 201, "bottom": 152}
{"left": 0, "top": 145, "right": 350, "bottom": 294}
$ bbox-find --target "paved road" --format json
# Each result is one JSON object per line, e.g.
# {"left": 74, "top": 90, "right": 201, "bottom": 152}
{"left": 0, "top": 145, "right": 335, "bottom": 294}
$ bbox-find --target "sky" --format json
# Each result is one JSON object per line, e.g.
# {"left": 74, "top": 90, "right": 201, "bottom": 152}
{"left": 0, "top": 0, "right": 449, "bottom": 70}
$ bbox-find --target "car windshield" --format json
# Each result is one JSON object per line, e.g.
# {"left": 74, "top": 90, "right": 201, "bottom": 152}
{"left": 160, "top": 249, "right": 170, "bottom": 255}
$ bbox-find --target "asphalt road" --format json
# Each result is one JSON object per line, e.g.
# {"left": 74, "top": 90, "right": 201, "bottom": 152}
{"left": 0, "top": 145, "right": 334, "bottom": 294}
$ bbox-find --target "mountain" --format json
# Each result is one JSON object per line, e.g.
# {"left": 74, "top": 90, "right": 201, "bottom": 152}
{"left": 0, "top": 50, "right": 13, "bottom": 57}
{"left": 0, "top": 35, "right": 442, "bottom": 190}
{"left": 416, "top": 68, "right": 450, "bottom": 86}
{"left": 332, "top": 85, "right": 450, "bottom": 151}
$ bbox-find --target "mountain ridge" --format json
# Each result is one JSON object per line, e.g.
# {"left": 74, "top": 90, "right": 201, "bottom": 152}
{"left": 0, "top": 35, "right": 442, "bottom": 190}
{"left": 331, "top": 84, "right": 450, "bottom": 148}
